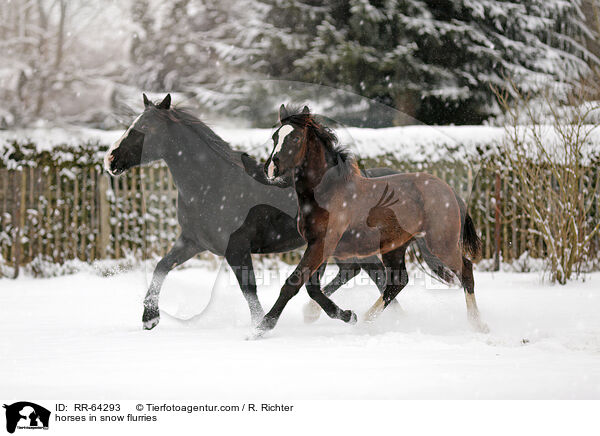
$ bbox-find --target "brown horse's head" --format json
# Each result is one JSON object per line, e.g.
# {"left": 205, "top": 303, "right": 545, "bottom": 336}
{"left": 264, "top": 104, "right": 311, "bottom": 181}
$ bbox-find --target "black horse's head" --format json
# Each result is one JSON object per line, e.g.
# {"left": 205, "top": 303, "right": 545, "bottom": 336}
{"left": 104, "top": 94, "right": 172, "bottom": 176}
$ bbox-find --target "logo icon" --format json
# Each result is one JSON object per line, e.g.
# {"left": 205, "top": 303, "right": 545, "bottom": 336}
{"left": 3, "top": 402, "right": 50, "bottom": 434}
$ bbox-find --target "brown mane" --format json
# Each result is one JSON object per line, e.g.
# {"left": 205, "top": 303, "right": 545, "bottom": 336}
{"left": 281, "top": 111, "right": 361, "bottom": 180}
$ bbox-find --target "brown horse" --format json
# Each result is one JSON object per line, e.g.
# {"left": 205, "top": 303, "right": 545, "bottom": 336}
{"left": 249, "top": 105, "right": 488, "bottom": 337}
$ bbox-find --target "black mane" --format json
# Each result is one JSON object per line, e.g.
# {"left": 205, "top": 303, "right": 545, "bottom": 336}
{"left": 154, "top": 106, "right": 241, "bottom": 166}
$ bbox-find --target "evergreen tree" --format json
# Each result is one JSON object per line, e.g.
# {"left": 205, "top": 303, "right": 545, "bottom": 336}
{"left": 211, "top": 0, "right": 595, "bottom": 126}
{"left": 406, "top": 0, "right": 595, "bottom": 124}
{"left": 129, "top": 0, "right": 595, "bottom": 126}
{"left": 191, "top": 0, "right": 326, "bottom": 124}
{"left": 294, "top": 0, "right": 435, "bottom": 125}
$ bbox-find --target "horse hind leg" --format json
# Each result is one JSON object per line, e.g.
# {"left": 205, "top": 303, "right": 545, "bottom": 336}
{"left": 425, "top": 240, "right": 489, "bottom": 332}
{"left": 415, "top": 238, "right": 456, "bottom": 285}
{"left": 460, "top": 256, "right": 489, "bottom": 333}
{"left": 360, "top": 256, "right": 401, "bottom": 310}
{"left": 365, "top": 247, "right": 408, "bottom": 322}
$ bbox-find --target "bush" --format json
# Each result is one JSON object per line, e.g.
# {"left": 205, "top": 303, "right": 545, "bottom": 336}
{"left": 495, "top": 83, "right": 600, "bottom": 283}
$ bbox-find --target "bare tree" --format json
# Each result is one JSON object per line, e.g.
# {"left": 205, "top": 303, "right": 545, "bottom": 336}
{"left": 495, "top": 82, "right": 600, "bottom": 283}
{"left": 0, "top": 0, "right": 127, "bottom": 126}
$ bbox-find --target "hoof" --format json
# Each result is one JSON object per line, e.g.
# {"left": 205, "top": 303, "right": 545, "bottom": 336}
{"left": 303, "top": 300, "right": 322, "bottom": 324}
{"left": 142, "top": 306, "right": 160, "bottom": 330}
{"left": 364, "top": 297, "right": 385, "bottom": 323}
{"left": 247, "top": 323, "right": 271, "bottom": 340}
{"left": 470, "top": 318, "right": 490, "bottom": 333}
{"left": 341, "top": 310, "right": 357, "bottom": 324}
{"left": 249, "top": 302, "right": 265, "bottom": 328}
{"left": 143, "top": 316, "right": 160, "bottom": 330}
{"left": 246, "top": 328, "right": 266, "bottom": 341}
{"left": 477, "top": 322, "right": 490, "bottom": 334}
{"left": 250, "top": 310, "right": 266, "bottom": 328}
{"left": 348, "top": 312, "right": 358, "bottom": 325}
{"left": 247, "top": 316, "right": 276, "bottom": 339}
{"left": 388, "top": 299, "right": 404, "bottom": 313}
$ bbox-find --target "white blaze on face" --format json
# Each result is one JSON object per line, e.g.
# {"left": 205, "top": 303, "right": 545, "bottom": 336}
{"left": 267, "top": 124, "right": 294, "bottom": 179}
{"left": 104, "top": 114, "right": 142, "bottom": 174}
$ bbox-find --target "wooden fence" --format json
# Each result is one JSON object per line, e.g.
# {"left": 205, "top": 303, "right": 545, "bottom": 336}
{"left": 0, "top": 160, "right": 598, "bottom": 275}
{"left": 0, "top": 165, "right": 179, "bottom": 272}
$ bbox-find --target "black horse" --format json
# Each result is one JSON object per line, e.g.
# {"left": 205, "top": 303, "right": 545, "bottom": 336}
{"left": 104, "top": 94, "right": 394, "bottom": 329}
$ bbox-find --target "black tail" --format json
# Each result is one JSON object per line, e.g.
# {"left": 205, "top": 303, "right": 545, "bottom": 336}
{"left": 452, "top": 190, "right": 481, "bottom": 260}
{"left": 462, "top": 213, "right": 481, "bottom": 260}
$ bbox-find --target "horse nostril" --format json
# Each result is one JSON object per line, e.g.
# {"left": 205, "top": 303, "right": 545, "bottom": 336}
{"left": 273, "top": 156, "right": 279, "bottom": 165}
{"left": 108, "top": 154, "right": 115, "bottom": 163}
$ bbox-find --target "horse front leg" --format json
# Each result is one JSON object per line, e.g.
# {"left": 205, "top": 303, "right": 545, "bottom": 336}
{"left": 303, "top": 261, "right": 361, "bottom": 324}
{"left": 225, "top": 233, "right": 265, "bottom": 327}
{"left": 305, "top": 264, "right": 358, "bottom": 325}
{"left": 251, "top": 242, "right": 327, "bottom": 338}
{"left": 303, "top": 255, "right": 400, "bottom": 323}
{"left": 142, "top": 235, "right": 202, "bottom": 330}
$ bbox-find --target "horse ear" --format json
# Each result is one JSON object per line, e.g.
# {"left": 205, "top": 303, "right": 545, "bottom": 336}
{"left": 143, "top": 93, "right": 151, "bottom": 107}
{"left": 278, "top": 104, "right": 289, "bottom": 122}
{"left": 302, "top": 105, "right": 310, "bottom": 114}
{"left": 158, "top": 94, "right": 171, "bottom": 110}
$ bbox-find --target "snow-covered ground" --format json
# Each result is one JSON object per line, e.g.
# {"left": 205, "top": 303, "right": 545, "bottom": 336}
{"left": 1, "top": 261, "right": 599, "bottom": 400}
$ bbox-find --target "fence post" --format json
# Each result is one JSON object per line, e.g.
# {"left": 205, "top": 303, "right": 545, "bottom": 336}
{"left": 98, "top": 172, "right": 111, "bottom": 259}
{"left": 28, "top": 167, "right": 34, "bottom": 263}
{"left": 12, "top": 170, "right": 22, "bottom": 278}
{"left": 493, "top": 171, "right": 501, "bottom": 271}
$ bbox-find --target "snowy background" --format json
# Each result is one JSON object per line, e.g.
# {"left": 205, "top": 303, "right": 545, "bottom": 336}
{"left": 2, "top": 0, "right": 600, "bottom": 401}
{"left": 2, "top": 262, "right": 599, "bottom": 399}
{"left": 3, "top": 122, "right": 599, "bottom": 163}
{"left": 1, "top": 0, "right": 599, "bottom": 128}
{"left": 0, "top": 123, "right": 504, "bottom": 160}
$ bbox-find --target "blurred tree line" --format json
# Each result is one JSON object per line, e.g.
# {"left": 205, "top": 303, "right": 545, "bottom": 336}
{"left": 1, "top": 0, "right": 598, "bottom": 128}
{"left": 130, "top": 0, "right": 597, "bottom": 126}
